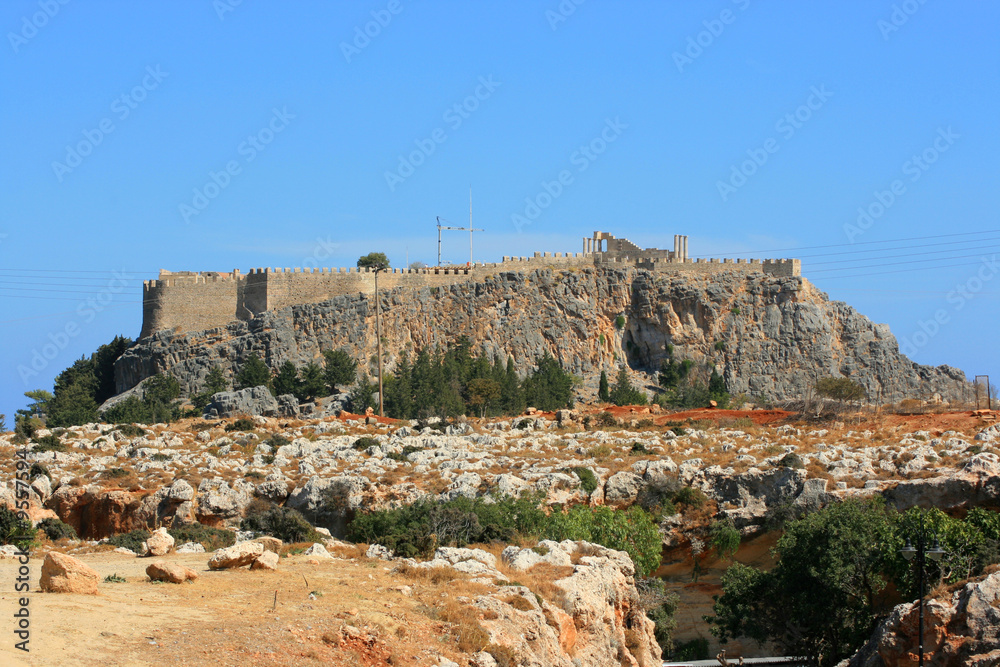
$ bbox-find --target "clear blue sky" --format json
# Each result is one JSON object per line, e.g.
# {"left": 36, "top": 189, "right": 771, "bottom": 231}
{"left": 2, "top": 0, "right": 998, "bottom": 420}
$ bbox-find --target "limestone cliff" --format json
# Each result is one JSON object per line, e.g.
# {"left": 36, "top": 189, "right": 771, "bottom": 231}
{"left": 116, "top": 266, "right": 966, "bottom": 402}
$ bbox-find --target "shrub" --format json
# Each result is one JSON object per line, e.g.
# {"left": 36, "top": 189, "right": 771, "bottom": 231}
{"left": 672, "top": 638, "right": 710, "bottom": 661}
{"left": 779, "top": 453, "right": 805, "bottom": 469}
{"left": 638, "top": 577, "right": 679, "bottom": 654}
{"left": 674, "top": 485, "right": 707, "bottom": 509}
{"left": 263, "top": 433, "right": 290, "bottom": 449}
{"left": 615, "top": 315, "right": 626, "bottom": 329}
{"left": 240, "top": 502, "right": 317, "bottom": 544}
{"left": 168, "top": 522, "right": 236, "bottom": 551}
{"left": 33, "top": 434, "right": 66, "bottom": 453}
{"left": 28, "top": 463, "right": 49, "bottom": 480}
{"left": 225, "top": 418, "right": 255, "bottom": 432}
{"left": 107, "top": 529, "right": 151, "bottom": 554}
{"left": 714, "top": 341, "right": 726, "bottom": 351}
{"left": 352, "top": 436, "right": 380, "bottom": 451}
{"left": 115, "top": 423, "right": 146, "bottom": 438}
{"left": 709, "top": 519, "right": 741, "bottom": 560}
{"left": 571, "top": 467, "right": 599, "bottom": 494}
{"left": 0, "top": 506, "right": 37, "bottom": 549}
{"left": 103, "top": 573, "right": 127, "bottom": 583}
{"left": 629, "top": 442, "right": 650, "bottom": 455}
{"left": 104, "top": 468, "right": 131, "bottom": 478}
{"left": 597, "top": 411, "right": 619, "bottom": 427}
{"left": 349, "top": 496, "right": 663, "bottom": 576}
{"left": 38, "top": 518, "right": 78, "bottom": 541}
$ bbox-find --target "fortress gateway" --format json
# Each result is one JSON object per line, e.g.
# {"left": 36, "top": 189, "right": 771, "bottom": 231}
{"left": 141, "top": 231, "right": 801, "bottom": 338}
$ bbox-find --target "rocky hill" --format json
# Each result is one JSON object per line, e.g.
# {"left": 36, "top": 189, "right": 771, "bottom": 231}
{"left": 116, "top": 267, "right": 966, "bottom": 404}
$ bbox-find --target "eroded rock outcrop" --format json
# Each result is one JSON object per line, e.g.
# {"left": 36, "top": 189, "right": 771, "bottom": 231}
{"left": 116, "top": 268, "right": 966, "bottom": 403}
{"left": 847, "top": 571, "right": 1000, "bottom": 667}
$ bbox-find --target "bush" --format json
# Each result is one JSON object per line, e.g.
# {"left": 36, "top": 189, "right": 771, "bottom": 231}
{"left": 709, "top": 519, "right": 741, "bottom": 560}
{"left": 674, "top": 485, "right": 707, "bottom": 509}
{"left": 671, "top": 638, "right": 710, "bottom": 661}
{"left": 29, "top": 463, "right": 49, "bottom": 480}
{"left": 240, "top": 502, "right": 317, "bottom": 543}
{"left": 779, "top": 452, "right": 805, "bottom": 469}
{"left": 349, "top": 496, "right": 663, "bottom": 576}
{"left": 352, "top": 436, "right": 380, "bottom": 451}
{"left": 263, "top": 433, "right": 290, "bottom": 449}
{"left": 104, "top": 573, "right": 127, "bottom": 583}
{"left": 629, "top": 442, "right": 650, "bottom": 455}
{"left": 225, "top": 418, "right": 255, "bottom": 432}
{"left": 0, "top": 506, "right": 37, "bottom": 549}
{"left": 637, "top": 577, "right": 679, "bottom": 654}
{"left": 107, "top": 529, "right": 151, "bottom": 554}
{"left": 615, "top": 315, "right": 626, "bottom": 329}
{"left": 597, "top": 411, "right": 618, "bottom": 427}
{"left": 168, "top": 523, "right": 236, "bottom": 551}
{"left": 32, "top": 434, "right": 66, "bottom": 453}
{"left": 571, "top": 467, "right": 598, "bottom": 494}
{"left": 115, "top": 423, "right": 146, "bottom": 438}
{"left": 37, "top": 518, "right": 78, "bottom": 541}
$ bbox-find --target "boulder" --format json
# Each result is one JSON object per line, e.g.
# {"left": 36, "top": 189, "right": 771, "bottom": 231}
{"left": 253, "top": 536, "right": 283, "bottom": 552}
{"left": 208, "top": 541, "right": 264, "bottom": 570}
{"left": 250, "top": 550, "right": 279, "bottom": 571}
{"left": 366, "top": 543, "right": 394, "bottom": 560}
{"left": 176, "top": 542, "right": 206, "bottom": 553}
{"left": 40, "top": 551, "right": 99, "bottom": 595}
{"left": 303, "top": 543, "right": 332, "bottom": 559}
{"left": 146, "top": 560, "right": 198, "bottom": 584}
{"left": 205, "top": 386, "right": 279, "bottom": 418}
{"left": 142, "top": 527, "right": 174, "bottom": 557}
{"left": 604, "top": 471, "right": 644, "bottom": 505}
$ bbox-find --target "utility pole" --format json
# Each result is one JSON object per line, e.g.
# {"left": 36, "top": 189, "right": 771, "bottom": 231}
{"left": 375, "top": 265, "right": 384, "bottom": 417}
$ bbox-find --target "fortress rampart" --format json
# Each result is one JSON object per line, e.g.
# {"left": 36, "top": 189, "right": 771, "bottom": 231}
{"left": 140, "top": 232, "right": 800, "bottom": 338}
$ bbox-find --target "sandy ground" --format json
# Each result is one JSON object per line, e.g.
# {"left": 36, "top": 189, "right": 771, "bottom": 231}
{"left": 0, "top": 551, "right": 472, "bottom": 667}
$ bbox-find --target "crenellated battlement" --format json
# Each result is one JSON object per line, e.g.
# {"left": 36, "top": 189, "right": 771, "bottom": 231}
{"left": 140, "top": 232, "right": 801, "bottom": 338}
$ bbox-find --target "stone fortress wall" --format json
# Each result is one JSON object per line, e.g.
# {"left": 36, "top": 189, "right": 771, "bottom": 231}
{"left": 140, "top": 231, "right": 801, "bottom": 338}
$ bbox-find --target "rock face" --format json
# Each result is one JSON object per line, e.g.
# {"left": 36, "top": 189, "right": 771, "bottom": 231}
{"left": 115, "top": 268, "right": 965, "bottom": 403}
{"left": 40, "top": 552, "right": 99, "bottom": 595}
{"left": 205, "top": 387, "right": 279, "bottom": 418}
{"left": 848, "top": 571, "right": 1000, "bottom": 667}
{"left": 480, "top": 540, "right": 661, "bottom": 667}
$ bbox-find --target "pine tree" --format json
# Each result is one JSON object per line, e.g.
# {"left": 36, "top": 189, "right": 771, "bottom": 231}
{"left": 204, "top": 366, "right": 227, "bottom": 394}
{"left": 609, "top": 365, "right": 646, "bottom": 406}
{"left": 297, "top": 362, "right": 326, "bottom": 401}
{"left": 235, "top": 353, "right": 271, "bottom": 391}
{"left": 273, "top": 361, "right": 300, "bottom": 397}
{"left": 598, "top": 370, "right": 610, "bottom": 402}
{"left": 500, "top": 357, "right": 525, "bottom": 415}
{"left": 323, "top": 349, "right": 357, "bottom": 392}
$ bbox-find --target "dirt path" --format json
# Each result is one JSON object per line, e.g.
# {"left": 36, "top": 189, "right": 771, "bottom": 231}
{"left": 0, "top": 552, "right": 468, "bottom": 667}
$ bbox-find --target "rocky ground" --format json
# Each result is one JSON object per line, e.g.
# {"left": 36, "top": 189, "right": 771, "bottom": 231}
{"left": 2, "top": 407, "right": 999, "bottom": 665}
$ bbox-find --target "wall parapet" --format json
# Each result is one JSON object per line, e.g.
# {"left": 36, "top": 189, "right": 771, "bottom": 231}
{"left": 141, "top": 233, "right": 800, "bottom": 338}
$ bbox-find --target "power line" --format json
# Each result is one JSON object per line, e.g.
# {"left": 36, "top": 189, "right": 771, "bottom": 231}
{"left": 691, "top": 228, "right": 1000, "bottom": 258}
{"left": 806, "top": 244, "right": 1000, "bottom": 267}
{"left": 808, "top": 250, "right": 996, "bottom": 274}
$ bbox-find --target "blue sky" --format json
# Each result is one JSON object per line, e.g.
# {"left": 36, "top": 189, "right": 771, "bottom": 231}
{"left": 2, "top": 0, "right": 998, "bottom": 420}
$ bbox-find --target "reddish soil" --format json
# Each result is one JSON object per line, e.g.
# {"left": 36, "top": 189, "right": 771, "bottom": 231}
{"left": 657, "top": 408, "right": 793, "bottom": 425}
{"left": 875, "top": 410, "right": 994, "bottom": 434}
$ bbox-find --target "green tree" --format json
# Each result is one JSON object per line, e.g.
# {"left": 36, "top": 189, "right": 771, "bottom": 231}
{"left": 357, "top": 252, "right": 389, "bottom": 270}
{"left": 710, "top": 498, "right": 900, "bottom": 666}
{"left": 272, "top": 361, "right": 300, "bottom": 397}
{"left": 45, "top": 380, "right": 98, "bottom": 427}
{"left": 350, "top": 374, "right": 378, "bottom": 413}
{"left": 815, "top": 376, "right": 866, "bottom": 411}
{"left": 500, "top": 356, "right": 525, "bottom": 415}
{"left": 323, "top": 349, "right": 357, "bottom": 392}
{"left": 20, "top": 389, "right": 53, "bottom": 420}
{"left": 92, "top": 335, "right": 132, "bottom": 404}
{"left": 709, "top": 518, "right": 741, "bottom": 561}
{"left": 297, "top": 362, "right": 326, "bottom": 401}
{"left": 467, "top": 377, "right": 501, "bottom": 417}
{"left": 522, "top": 353, "right": 574, "bottom": 411}
{"left": 235, "top": 353, "right": 271, "bottom": 391}
{"left": 204, "top": 366, "right": 227, "bottom": 394}
{"left": 598, "top": 370, "right": 610, "bottom": 402}
{"left": 609, "top": 365, "right": 647, "bottom": 406}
